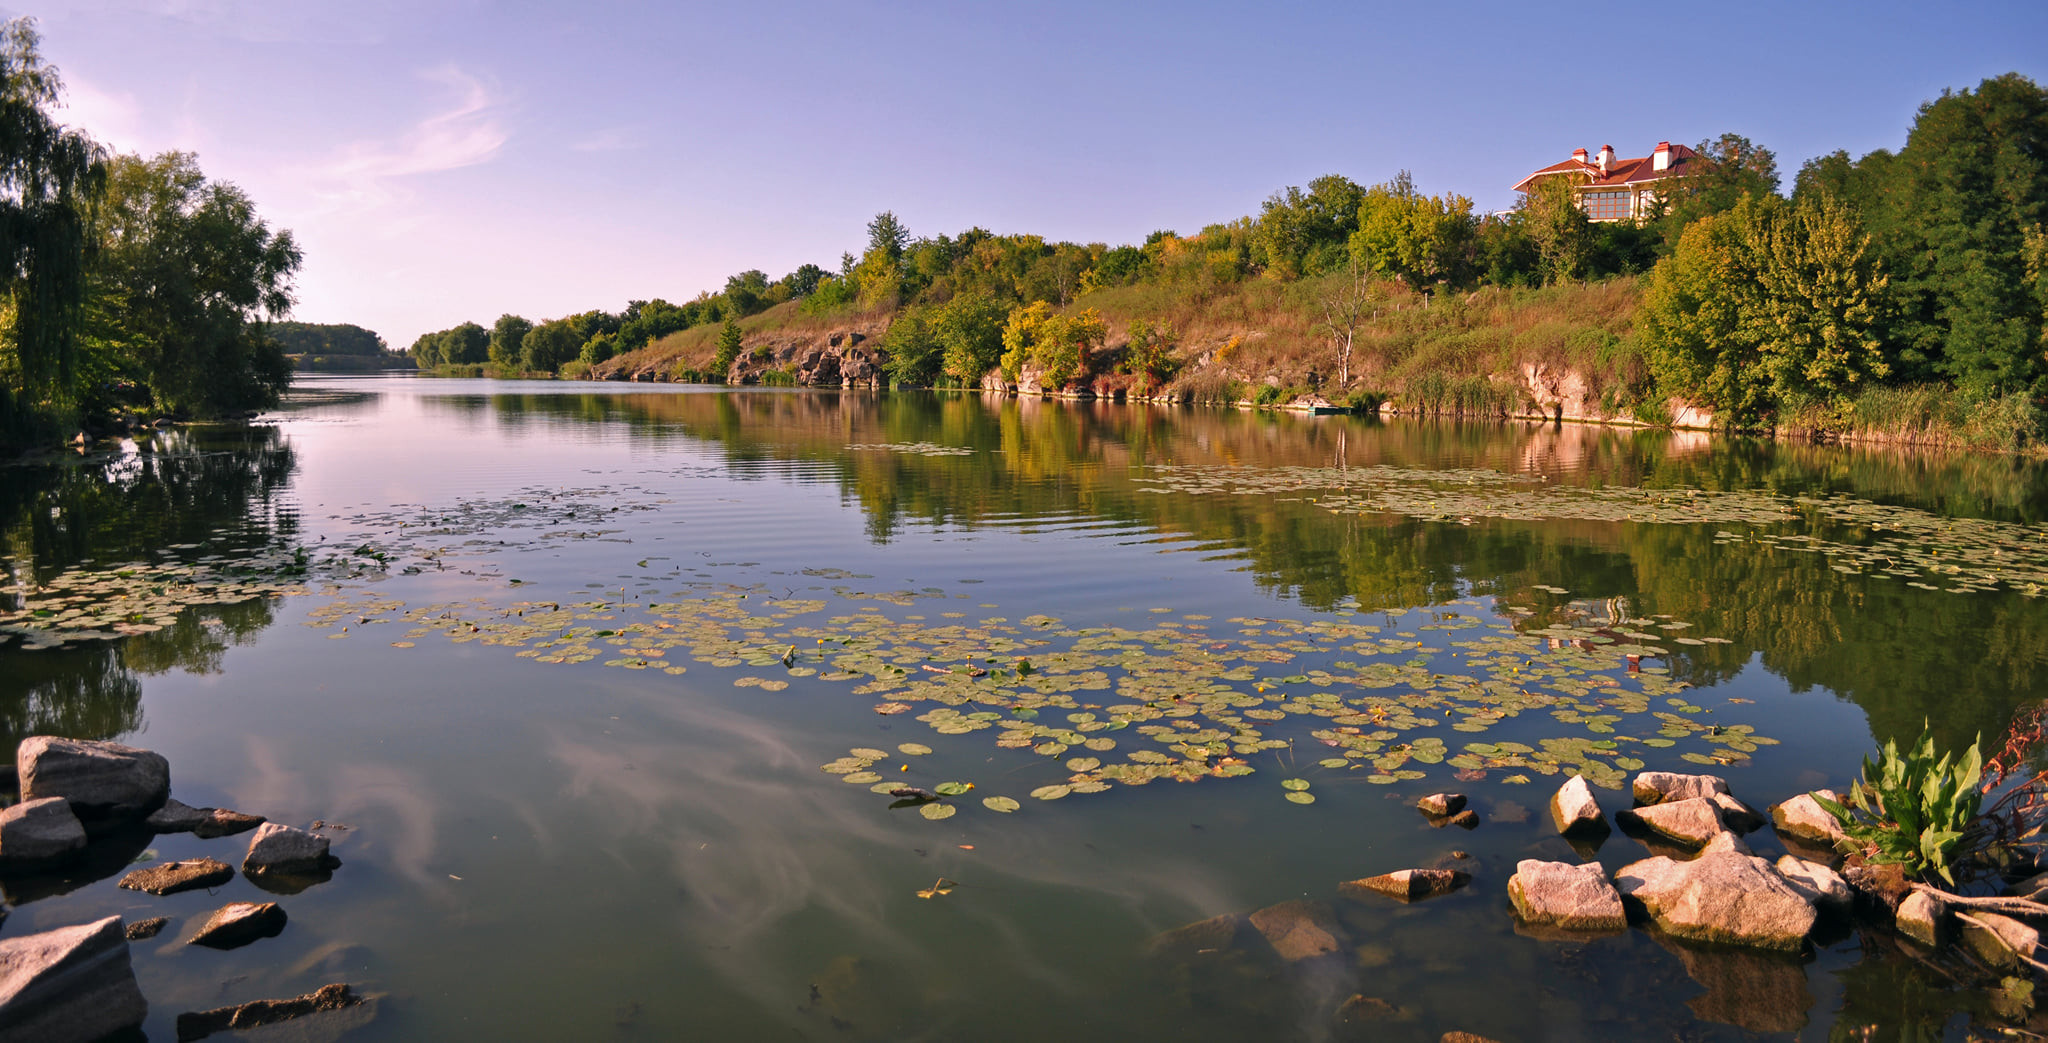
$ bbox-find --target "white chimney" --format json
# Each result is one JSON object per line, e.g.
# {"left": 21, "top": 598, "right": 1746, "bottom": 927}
{"left": 1572, "top": 147, "right": 1588, "bottom": 165}
{"left": 1597, "top": 144, "right": 1614, "bottom": 174}
{"left": 1652, "top": 141, "right": 1672, "bottom": 172}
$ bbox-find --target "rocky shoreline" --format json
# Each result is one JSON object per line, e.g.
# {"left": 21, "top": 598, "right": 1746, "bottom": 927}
{"left": 0, "top": 736, "right": 365, "bottom": 1043}
{"left": 1147, "top": 769, "right": 2046, "bottom": 1039}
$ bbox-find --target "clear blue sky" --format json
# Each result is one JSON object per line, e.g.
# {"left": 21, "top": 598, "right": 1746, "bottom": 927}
{"left": 17, "top": 0, "right": 2048, "bottom": 349}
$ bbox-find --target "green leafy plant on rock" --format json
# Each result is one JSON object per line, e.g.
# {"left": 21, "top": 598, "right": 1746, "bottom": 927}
{"left": 1816, "top": 725, "right": 1984, "bottom": 884}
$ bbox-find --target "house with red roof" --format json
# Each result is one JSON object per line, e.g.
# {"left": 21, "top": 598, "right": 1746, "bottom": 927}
{"left": 1512, "top": 141, "right": 1699, "bottom": 222}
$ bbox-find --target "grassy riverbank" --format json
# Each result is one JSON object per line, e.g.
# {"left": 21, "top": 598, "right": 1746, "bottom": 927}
{"left": 598, "top": 279, "right": 2044, "bottom": 454}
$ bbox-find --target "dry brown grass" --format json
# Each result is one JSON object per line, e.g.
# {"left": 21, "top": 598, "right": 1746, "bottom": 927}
{"left": 1075, "top": 274, "right": 1647, "bottom": 411}
{"left": 597, "top": 299, "right": 888, "bottom": 379}
{"left": 593, "top": 274, "right": 1652, "bottom": 416}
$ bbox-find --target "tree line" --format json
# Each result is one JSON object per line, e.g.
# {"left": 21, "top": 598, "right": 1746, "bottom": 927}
{"left": 0, "top": 20, "right": 303, "bottom": 448}
{"left": 416, "top": 73, "right": 2044, "bottom": 441}
{"left": 270, "top": 322, "right": 387, "bottom": 358}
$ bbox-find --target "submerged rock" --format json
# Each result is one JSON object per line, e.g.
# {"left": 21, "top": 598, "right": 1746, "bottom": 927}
{"left": 124, "top": 917, "right": 169, "bottom": 941}
{"left": 1631, "top": 771, "right": 1728, "bottom": 806}
{"left": 1416, "top": 793, "right": 1466, "bottom": 817}
{"left": 192, "top": 808, "right": 265, "bottom": 840}
{"left": 1895, "top": 890, "right": 1945, "bottom": 947}
{"left": 1549, "top": 775, "right": 1608, "bottom": 837}
{"left": 1339, "top": 868, "right": 1471, "bottom": 903}
{"left": 149, "top": 799, "right": 267, "bottom": 840}
{"left": 1246, "top": 900, "right": 1342, "bottom": 962}
{"left": 1774, "top": 856, "right": 1852, "bottom": 913}
{"left": 0, "top": 915, "right": 148, "bottom": 1043}
{"left": 1959, "top": 910, "right": 2040, "bottom": 972}
{"left": 189, "top": 902, "right": 288, "bottom": 950}
{"left": 145, "top": 798, "right": 210, "bottom": 833}
{"left": 1334, "top": 993, "right": 1406, "bottom": 1025}
{"left": 174, "top": 982, "right": 365, "bottom": 1043}
{"left": 1430, "top": 809, "right": 1480, "bottom": 830}
{"left": 17, "top": 737, "right": 169, "bottom": 823}
{"left": 1506, "top": 860, "right": 1625, "bottom": 933}
{"left": 1617, "top": 796, "right": 1731, "bottom": 848}
{"left": 243, "top": 822, "right": 336, "bottom": 876}
{"left": 1615, "top": 846, "right": 1816, "bottom": 951}
{"left": 119, "top": 856, "right": 235, "bottom": 896}
{"left": 1770, "top": 790, "right": 1848, "bottom": 848}
{"left": 1145, "top": 913, "right": 1251, "bottom": 960}
{"left": 0, "top": 797, "right": 86, "bottom": 870}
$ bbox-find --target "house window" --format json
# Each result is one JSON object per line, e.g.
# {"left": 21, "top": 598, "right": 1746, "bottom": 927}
{"left": 1580, "top": 190, "right": 1633, "bottom": 221}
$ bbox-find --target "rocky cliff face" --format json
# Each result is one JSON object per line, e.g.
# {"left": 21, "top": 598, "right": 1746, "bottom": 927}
{"left": 600, "top": 323, "right": 891, "bottom": 386}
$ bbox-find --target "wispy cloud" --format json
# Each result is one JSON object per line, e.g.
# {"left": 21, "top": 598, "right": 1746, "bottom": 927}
{"left": 305, "top": 65, "right": 507, "bottom": 216}
{"left": 570, "top": 125, "right": 645, "bottom": 153}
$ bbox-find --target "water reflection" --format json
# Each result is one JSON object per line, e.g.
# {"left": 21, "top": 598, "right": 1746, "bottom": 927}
{"left": 0, "top": 425, "right": 298, "bottom": 749}
{"left": 466, "top": 389, "right": 2048, "bottom": 753}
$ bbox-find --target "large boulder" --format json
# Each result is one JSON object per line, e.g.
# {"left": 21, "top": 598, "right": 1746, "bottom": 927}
{"left": 1617, "top": 796, "right": 1731, "bottom": 848}
{"left": 0, "top": 916, "right": 148, "bottom": 1043}
{"left": 1507, "top": 860, "right": 1625, "bottom": 933}
{"left": 1339, "top": 868, "right": 1470, "bottom": 903}
{"left": 1549, "top": 775, "right": 1609, "bottom": 837}
{"left": 1631, "top": 771, "right": 1728, "bottom": 806}
{"left": 243, "top": 823, "right": 335, "bottom": 876}
{"left": 0, "top": 797, "right": 86, "bottom": 870}
{"left": 17, "top": 737, "right": 169, "bottom": 823}
{"left": 1770, "top": 790, "right": 1848, "bottom": 848}
{"left": 1615, "top": 842, "right": 1817, "bottom": 951}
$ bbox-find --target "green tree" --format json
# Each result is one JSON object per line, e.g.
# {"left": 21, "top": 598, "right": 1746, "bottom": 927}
{"left": 86, "top": 151, "right": 300, "bottom": 415}
{"left": 933, "top": 292, "right": 1009, "bottom": 385}
{"left": 1349, "top": 172, "right": 1476, "bottom": 287}
{"left": 1518, "top": 176, "right": 1593, "bottom": 283}
{"left": 866, "top": 211, "right": 909, "bottom": 261}
{"left": 712, "top": 318, "right": 743, "bottom": 376}
{"left": 1253, "top": 174, "right": 1364, "bottom": 280}
{"left": 0, "top": 17, "right": 103, "bottom": 427}
{"left": 999, "top": 302, "right": 1105, "bottom": 388}
{"left": 1642, "top": 195, "right": 1896, "bottom": 424}
{"left": 1121, "top": 317, "right": 1180, "bottom": 389}
{"left": 519, "top": 319, "right": 582, "bottom": 373}
{"left": 881, "top": 306, "right": 940, "bottom": 386}
{"left": 1879, "top": 74, "right": 2048, "bottom": 395}
{"left": 488, "top": 314, "right": 532, "bottom": 370}
{"left": 1653, "top": 132, "right": 1781, "bottom": 243}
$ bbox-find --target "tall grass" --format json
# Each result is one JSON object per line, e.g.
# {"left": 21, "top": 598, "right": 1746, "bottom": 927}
{"left": 1784, "top": 385, "right": 2046, "bottom": 452}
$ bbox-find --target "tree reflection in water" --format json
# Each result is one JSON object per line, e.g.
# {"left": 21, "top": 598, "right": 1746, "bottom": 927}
{"left": 0, "top": 425, "right": 297, "bottom": 748}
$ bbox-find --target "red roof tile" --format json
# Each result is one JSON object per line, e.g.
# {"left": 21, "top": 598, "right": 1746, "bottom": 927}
{"left": 1512, "top": 143, "right": 1700, "bottom": 193}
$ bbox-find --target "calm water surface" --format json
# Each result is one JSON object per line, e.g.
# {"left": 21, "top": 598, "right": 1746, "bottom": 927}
{"left": 4, "top": 375, "right": 2048, "bottom": 1041}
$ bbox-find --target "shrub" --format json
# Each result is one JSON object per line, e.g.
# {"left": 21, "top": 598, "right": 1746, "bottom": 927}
{"left": 1817, "top": 725, "right": 1984, "bottom": 884}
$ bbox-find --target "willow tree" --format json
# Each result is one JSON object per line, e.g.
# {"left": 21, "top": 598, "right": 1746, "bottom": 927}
{"left": 0, "top": 18, "right": 104, "bottom": 426}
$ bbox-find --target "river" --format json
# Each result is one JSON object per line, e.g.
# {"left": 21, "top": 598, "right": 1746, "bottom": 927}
{"left": 4, "top": 374, "right": 2047, "bottom": 1040}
